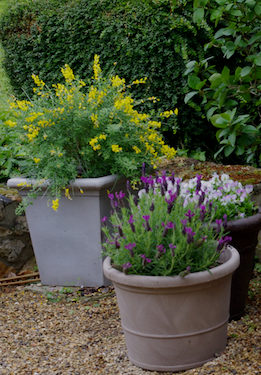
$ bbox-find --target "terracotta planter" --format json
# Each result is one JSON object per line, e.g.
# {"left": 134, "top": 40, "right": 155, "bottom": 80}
{"left": 7, "top": 175, "right": 126, "bottom": 287}
{"left": 225, "top": 208, "right": 261, "bottom": 320}
{"left": 103, "top": 246, "right": 240, "bottom": 372}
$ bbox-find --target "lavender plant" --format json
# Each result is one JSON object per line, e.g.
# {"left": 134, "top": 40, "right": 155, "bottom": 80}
{"left": 179, "top": 173, "right": 256, "bottom": 222}
{"left": 101, "top": 171, "right": 231, "bottom": 277}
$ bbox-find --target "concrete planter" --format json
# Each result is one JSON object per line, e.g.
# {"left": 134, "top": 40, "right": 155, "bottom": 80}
{"left": 7, "top": 175, "right": 126, "bottom": 287}
{"left": 103, "top": 246, "right": 240, "bottom": 372}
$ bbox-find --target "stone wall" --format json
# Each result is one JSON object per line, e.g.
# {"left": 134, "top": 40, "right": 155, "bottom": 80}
{"left": 0, "top": 186, "right": 33, "bottom": 277}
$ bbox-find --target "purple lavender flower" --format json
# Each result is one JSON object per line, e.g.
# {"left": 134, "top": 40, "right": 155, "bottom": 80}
{"left": 126, "top": 180, "right": 131, "bottom": 192}
{"left": 215, "top": 219, "right": 223, "bottom": 234}
{"left": 141, "top": 176, "right": 149, "bottom": 192}
{"left": 181, "top": 218, "right": 187, "bottom": 235}
{"left": 133, "top": 196, "right": 138, "bottom": 206}
{"left": 185, "top": 227, "right": 196, "bottom": 244}
{"left": 170, "top": 172, "right": 175, "bottom": 184}
{"left": 108, "top": 193, "right": 114, "bottom": 200}
{"left": 141, "top": 254, "right": 152, "bottom": 266}
{"left": 115, "top": 190, "right": 125, "bottom": 200}
{"left": 149, "top": 202, "right": 155, "bottom": 212}
{"left": 199, "top": 205, "right": 206, "bottom": 222}
{"left": 125, "top": 242, "right": 136, "bottom": 257}
{"left": 162, "top": 221, "right": 175, "bottom": 237}
{"left": 122, "top": 262, "right": 132, "bottom": 273}
{"left": 118, "top": 225, "right": 124, "bottom": 237}
{"left": 101, "top": 216, "right": 107, "bottom": 222}
{"left": 216, "top": 236, "right": 232, "bottom": 252}
{"left": 185, "top": 209, "right": 195, "bottom": 223}
{"left": 143, "top": 215, "right": 151, "bottom": 231}
{"left": 128, "top": 215, "right": 136, "bottom": 233}
{"left": 156, "top": 244, "right": 166, "bottom": 259}
{"left": 198, "top": 191, "right": 205, "bottom": 206}
{"left": 196, "top": 174, "right": 202, "bottom": 192}
{"left": 169, "top": 243, "right": 176, "bottom": 257}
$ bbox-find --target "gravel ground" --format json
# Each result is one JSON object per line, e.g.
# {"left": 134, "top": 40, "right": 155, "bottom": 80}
{"left": 0, "top": 271, "right": 261, "bottom": 375}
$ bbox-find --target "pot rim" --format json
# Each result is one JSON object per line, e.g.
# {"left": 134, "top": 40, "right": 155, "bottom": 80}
{"left": 103, "top": 245, "right": 240, "bottom": 288}
{"left": 7, "top": 175, "right": 126, "bottom": 192}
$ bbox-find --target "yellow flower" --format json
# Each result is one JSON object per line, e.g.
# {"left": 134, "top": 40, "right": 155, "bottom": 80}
{"left": 111, "top": 144, "right": 122, "bottom": 153}
{"left": 4, "top": 120, "right": 17, "bottom": 127}
{"left": 52, "top": 199, "right": 59, "bottom": 211}
{"left": 34, "top": 158, "right": 41, "bottom": 163}
{"left": 50, "top": 150, "right": 56, "bottom": 155}
{"left": 99, "top": 134, "right": 107, "bottom": 140}
{"left": 132, "top": 77, "right": 147, "bottom": 84}
{"left": 93, "top": 54, "right": 102, "bottom": 80}
{"left": 65, "top": 188, "right": 72, "bottom": 200}
{"left": 32, "top": 75, "right": 45, "bottom": 88}
{"left": 110, "top": 75, "right": 125, "bottom": 87}
{"left": 89, "top": 137, "right": 98, "bottom": 147}
{"left": 159, "top": 110, "right": 174, "bottom": 118}
{"left": 132, "top": 146, "right": 141, "bottom": 154}
{"left": 93, "top": 144, "right": 101, "bottom": 151}
{"left": 174, "top": 108, "right": 178, "bottom": 115}
{"left": 61, "top": 64, "right": 75, "bottom": 83}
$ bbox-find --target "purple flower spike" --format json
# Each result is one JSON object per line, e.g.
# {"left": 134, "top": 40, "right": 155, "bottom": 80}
{"left": 126, "top": 180, "right": 131, "bottom": 192}
{"left": 125, "top": 242, "right": 136, "bottom": 257}
{"left": 156, "top": 244, "right": 166, "bottom": 259}
{"left": 133, "top": 196, "right": 138, "bottom": 206}
{"left": 215, "top": 219, "right": 223, "bottom": 234}
{"left": 118, "top": 225, "right": 124, "bottom": 237}
{"left": 108, "top": 193, "right": 114, "bottom": 200}
{"left": 143, "top": 215, "right": 151, "bottom": 231}
{"left": 170, "top": 172, "right": 175, "bottom": 184}
{"left": 216, "top": 236, "right": 232, "bottom": 252}
{"left": 196, "top": 174, "right": 202, "bottom": 192}
{"left": 169, "top": 243, "right": 176, "bottom": 257}
{"left": 199, "top": 205, "right": 206, "bottom": 222}
{"left": 141, "top": 254, "right": 152, "bottom": 266}
{"left": 122, "top": 262, "right": 132, "bottom": 273}
{"left": 115, "top": 190, "right": 125, "bottom": 200}
{"left": 185, "top": 227, "right": 195, "bottom": 244}
{"left": 185, "top": 209, "right": 195, "bottom": 223}
{"left": 122, "top": 262, "right": 132, "bottom": 269}
{"left": 157, "top": 244, "right": 166, "bottom": 253}
{"left": 101, "top": 216, "right": 107, "bottom": 222}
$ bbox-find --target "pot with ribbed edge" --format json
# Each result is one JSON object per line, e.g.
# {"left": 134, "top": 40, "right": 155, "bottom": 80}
{"left": 7, "top": 175, "right": 127, "bottom": 287}
{"left": 103, "top": 245, "right": 240, "bottom": 372}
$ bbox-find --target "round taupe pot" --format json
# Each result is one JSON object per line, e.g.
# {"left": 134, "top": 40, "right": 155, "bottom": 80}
{"left": 103, "top": 246, "right": 240, "bottom": 372}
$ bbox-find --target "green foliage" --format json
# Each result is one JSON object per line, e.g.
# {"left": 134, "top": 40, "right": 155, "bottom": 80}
{"left": 0, "top": 108, "right": 27, "bottom": 182}
{"left": 102, "top": 172, "right": 229, "bottom": 277}
{"left": 8, "top": 56, "right": 176, "bottom": 211}
{"left": 0, "top": 0, "right": 222, "bottom": 158}
{"left": 183, "top": 0, "right": 261, "bottom": 165}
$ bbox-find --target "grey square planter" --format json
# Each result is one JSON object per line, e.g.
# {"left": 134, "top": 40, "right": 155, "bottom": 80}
{"left": 7, "top": 175, "right": 127, "bottom": 287}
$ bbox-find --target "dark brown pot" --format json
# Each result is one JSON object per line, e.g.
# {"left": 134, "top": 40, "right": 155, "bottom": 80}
{"left": 222, "top": 208, "right": 261, "bottom": 320}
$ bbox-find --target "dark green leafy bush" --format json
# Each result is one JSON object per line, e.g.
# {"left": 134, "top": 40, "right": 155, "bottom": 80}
{"left": 0, "top": 0, "right": 227, "bottom": 158}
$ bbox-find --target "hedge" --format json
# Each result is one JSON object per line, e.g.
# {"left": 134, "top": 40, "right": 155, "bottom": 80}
{"left": 0, "top": 0, "right": 229, "bottom": 159}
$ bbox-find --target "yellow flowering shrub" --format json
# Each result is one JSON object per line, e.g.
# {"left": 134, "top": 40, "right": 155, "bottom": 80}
{"left": 9, "top": 54, "right": 177, "bottom": 210}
